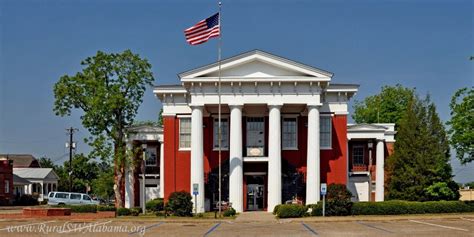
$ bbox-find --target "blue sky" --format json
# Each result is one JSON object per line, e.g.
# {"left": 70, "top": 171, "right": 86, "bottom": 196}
{"left": 0, "top": 0, "right": 473, "bottom": 183}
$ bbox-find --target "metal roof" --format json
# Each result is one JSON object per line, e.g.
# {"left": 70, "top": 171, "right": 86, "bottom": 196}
{"left": 13, "top": 168, "right": 59, "bottom": 180}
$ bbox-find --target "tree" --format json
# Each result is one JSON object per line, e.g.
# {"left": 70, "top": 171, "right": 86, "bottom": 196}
{"left": 447, "top": 87, "right": 474, "bottom": 164}
{"left": 352, "top": 84, "right": 415, "bottom": 126}
{"left": 92, "top": 165, "right": 114, "bottom": 200}
{"left": 38, "top": 157, "right": 55, "bottom": 169}
{"left": 386, "top": 96, "right": 459, "bottom": 201}
{"left": 53, "top": 50, "right": 154, "bottom": 207}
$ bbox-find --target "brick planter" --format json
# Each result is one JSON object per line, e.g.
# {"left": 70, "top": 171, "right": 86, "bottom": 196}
{"left": 23, "top": 208, "right": 71, "bottom": 217}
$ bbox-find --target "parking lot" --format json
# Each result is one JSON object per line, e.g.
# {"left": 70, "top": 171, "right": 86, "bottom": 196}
{"left": 0, "top": 215, "right": 473, "bottom": 236}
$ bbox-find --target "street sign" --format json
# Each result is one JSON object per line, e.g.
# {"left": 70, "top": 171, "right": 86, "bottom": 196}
{"left": 193, "top": 183, "right": 199, "bottom": 195}
{"left": 321, "top": 183, "right": 327, "bottom": 196}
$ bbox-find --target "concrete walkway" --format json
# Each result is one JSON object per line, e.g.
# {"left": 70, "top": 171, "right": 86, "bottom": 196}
{"left": 235, "top": 211, "right": 276, "bottom": 223}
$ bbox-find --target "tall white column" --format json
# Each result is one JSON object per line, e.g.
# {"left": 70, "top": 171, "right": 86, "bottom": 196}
{"left": 306, "top": 105, "right": 321, "bottom": 204}
{"left": 191, "top": 105, "right": 205, "bottom": 213}
{"left": 159, "top": 141, "right": 165, "bottom": 198}
{"left": 268, "top": 104, "right": 282, "bottom": 212}
{"left": 229, "top": 104, "right": 243, "bottom": 212}
{"left": 375, "top": 139, "right": 385, "bottom": 201}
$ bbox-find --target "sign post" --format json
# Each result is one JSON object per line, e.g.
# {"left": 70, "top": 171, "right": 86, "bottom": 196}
{"left": 321, "top": 183, "right": 327, "bottom": 217}
{"left": 193, "top": 183, "right": 199, "bottom": 215}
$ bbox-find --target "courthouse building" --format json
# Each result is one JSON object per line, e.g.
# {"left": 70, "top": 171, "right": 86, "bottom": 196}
{"left": 124, "top": 50, "right": 395, "bottom": 212}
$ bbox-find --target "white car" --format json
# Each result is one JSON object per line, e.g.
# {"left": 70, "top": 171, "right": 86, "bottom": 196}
{"left": 47, "top": 192, "right": 100, "bottom": 206}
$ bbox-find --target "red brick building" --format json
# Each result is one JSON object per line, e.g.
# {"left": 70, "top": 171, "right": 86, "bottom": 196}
{"left": 0, "top": 157, "right": 14, "bottom": 205}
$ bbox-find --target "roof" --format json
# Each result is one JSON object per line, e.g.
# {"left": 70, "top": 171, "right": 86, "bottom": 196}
{"left": 127, "top": 124, "right": 163, "bottom": 133}
{"left": 0, "top": 154, "right": 40, "bottom": 168}
{"left": 13, "top": 174, "right": 31, "bottom": 185}
{"left": 178, "top": 49, "right": 334, "bottom": 78}
{"left": 13, "top": 168, "right": 59, "bottom": 180}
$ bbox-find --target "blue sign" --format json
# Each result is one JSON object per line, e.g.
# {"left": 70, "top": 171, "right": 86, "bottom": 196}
{"left": 321, "top": 183, "right": 327, "bottom": 196}
{"left": 193, "top": 183, "right": 199, "bottom": 195}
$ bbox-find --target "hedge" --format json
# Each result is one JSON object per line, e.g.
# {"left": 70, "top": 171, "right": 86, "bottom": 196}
{"left": 275, "top": 204, "right": 308, "bottom": 218}
{"left": 351, "top": 200, "right": 474, "bottom": 215}
{"left": 64, "top": 205, "right": 97, "bottom": 213}
{"left": 97, "top": 205, "right": 116, "bottom": 212}
{"left": 146, "top": 198, "right": 164, "bottom": 212}
{"left": 165, "top": 191, "right": 193, "bottom": 216}
{"left": 117, "top": 207, "right": 131, "bottom": 216}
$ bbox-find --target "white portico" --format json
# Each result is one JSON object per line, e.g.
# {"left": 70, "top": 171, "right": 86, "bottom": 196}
{"left": 155, "top": 50, "right": 358, "bottom": 212}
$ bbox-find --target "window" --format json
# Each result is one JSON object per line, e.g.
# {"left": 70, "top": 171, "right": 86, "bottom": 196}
{"left": 352, "top": 146, "right": 365, "bottom": 165}
{"left": 282, "top": 117, "right": 298, "bottom": 149}
{"left": 145, "top": 146, "right": 157, "bottom": 166}
{"left": 70, "top": 194, "right": 81, "bottom": 200}
{"left": 320, "top": 116, "right": 332, "bottom": 148}
{"left": 49, "top": 192, "right": 55, "bottom": 198}
{"left": 179, "top": 118, "right": 191, "bottom": 149}
{"left": 55, "top": 193, "right": 69, "bottom": 199}
{"left": 4, "top": 180, "right": 9, "bottom": 193}
{"left": 213, "top": 118, "right": 229, "bottom": 149}
{"left": 82, "top": 195, "right": 91, "bottom": 201}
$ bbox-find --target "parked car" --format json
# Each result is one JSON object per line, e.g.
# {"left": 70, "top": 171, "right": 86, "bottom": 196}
{"left": 47, "top": 192, "right": 100, "bottom": 206}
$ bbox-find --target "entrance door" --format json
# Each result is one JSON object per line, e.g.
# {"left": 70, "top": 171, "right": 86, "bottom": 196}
{"left": 246, "top": 175, "right": 265, "bottom": 211}
{"left": 246, "top": 117, "right": 265, "bottom": 157}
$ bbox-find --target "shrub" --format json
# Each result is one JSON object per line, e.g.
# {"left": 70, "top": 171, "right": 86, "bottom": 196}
{"left": 273, "top": 204, "right": 282, "bottom": 215}
{"left": 14, "top": 195, "right": 38, "bottom": 206}
{"left": 307, "top": 203, "right": 323, "bottom": 216}
{"left": 130, "top": 207, "right": 141, "bottom": 216}
{"left": 117, "top": 207, "right": 131, "bottom": 216}
{"left": 64, "top": 205, "right": 97, "bottom": 213}
{"left": 97, "top": 205, "right": 116, "bottom": 212}
{"left": 166, "top": 191, "right": 193, "bottom": 216}
{"left": 351, "top": 200, "right": 474, "bottom": 215}
{"left": 327, "top": 183, "right": 352, "bottom": 200}
{"left": 308, "top": 183, "right": 354, "bottom": 216}
{"left": 223, "top": 207, "right": 236, "bottom": 217}
{"left": 276, "top": 204, "right": 308, "bottom": 218}
{"left": 146, "top": 198, "right": 164, "bottom": 212}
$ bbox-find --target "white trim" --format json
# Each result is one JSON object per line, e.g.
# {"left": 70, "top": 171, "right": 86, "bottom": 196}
{"left": 243, "top": 157, "right": 269, "bottom": 162}
{"left": 177, "top": 114, "right": 192, "bottom": 118}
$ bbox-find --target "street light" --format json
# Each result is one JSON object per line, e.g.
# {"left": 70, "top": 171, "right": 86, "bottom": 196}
{"left": 141, "top": 143, "right": 147, "bottom": 215}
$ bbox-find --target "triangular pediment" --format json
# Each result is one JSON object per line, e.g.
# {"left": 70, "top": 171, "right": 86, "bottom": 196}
{"left": 348, "top": 124, "right": 388, "bottom": 131}
{"left": 179, "top": 50, "right": 333, "bottom": 79}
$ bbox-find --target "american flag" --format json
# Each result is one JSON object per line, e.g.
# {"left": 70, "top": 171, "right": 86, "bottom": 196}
{"left": 184, "top": 13, "right": 220, "bottom": 45}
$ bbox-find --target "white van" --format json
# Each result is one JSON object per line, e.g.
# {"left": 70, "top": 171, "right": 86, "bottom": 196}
{"left": 47, "top": 192, "right": 100, "bottom": 206}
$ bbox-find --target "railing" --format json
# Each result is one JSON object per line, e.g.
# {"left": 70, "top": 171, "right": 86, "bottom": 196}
{"left": 351, "top": 164, "right": 368, "bottom": 172}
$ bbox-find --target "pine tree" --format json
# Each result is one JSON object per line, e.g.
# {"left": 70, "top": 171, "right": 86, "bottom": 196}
{"left": 386, "top": 96, "right": 459, "bottom": 201}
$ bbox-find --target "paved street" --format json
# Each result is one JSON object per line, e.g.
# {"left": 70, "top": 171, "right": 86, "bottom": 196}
{"left": 0, "top": 213, "right": 473, "bottom": 236}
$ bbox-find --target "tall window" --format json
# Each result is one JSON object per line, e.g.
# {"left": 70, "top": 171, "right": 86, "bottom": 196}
{"left": 146, "top": 146, "right": 158, "bottom": 166}
{"left": 179, "top": 118, "right": 191, "bottom": 149}
{"left": 282, "top": 117, "right": 298, "bottom": 149}
{"left": 352, "top": 146, "right": 364, "bottom": 165}
{"left": 4, "top": 180, "right": 9, "bottom": 194}
{"left": 320, "top": 116, "right": 332, "bottom": 148}
{"left": 213, "top": 118, "right": 229, "bottom": 149}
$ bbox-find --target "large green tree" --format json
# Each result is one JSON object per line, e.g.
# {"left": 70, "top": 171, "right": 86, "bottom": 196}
{"left": 447, "top": 87, "right": 474, "bottom": 164}
{"left": 386, "top": 96, "right": 459, "bottom": 201}
{"left": 352, "top": 84, "right": 415, "bottom": 126}
{"left": 53, "top": 50, "right": 154, "bottom": 207}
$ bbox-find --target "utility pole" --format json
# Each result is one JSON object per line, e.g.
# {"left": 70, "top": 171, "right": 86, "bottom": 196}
{"left": 66, "top": 127, "right": 78, "bottom": 192}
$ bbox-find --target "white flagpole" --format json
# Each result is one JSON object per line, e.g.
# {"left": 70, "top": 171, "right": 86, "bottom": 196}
{"left": 217, "top": 1, "right": 223, "bottom": 218}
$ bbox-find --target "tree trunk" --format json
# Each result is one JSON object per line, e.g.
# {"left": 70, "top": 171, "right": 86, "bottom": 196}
{"left": 113, "top": 132, "right": 126, "bottom": 208}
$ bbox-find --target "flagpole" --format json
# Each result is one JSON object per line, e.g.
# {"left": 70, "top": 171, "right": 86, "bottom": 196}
{"left": 217, "top": 1, "right": 223, "bottom": 218}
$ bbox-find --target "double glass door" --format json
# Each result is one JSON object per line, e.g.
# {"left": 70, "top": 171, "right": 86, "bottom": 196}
{"left": 247, "top": 175, "right": 265, "bottom": 211}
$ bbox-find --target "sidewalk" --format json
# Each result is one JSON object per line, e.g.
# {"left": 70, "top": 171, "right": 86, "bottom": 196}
{"left": 234, "top": 211, "right": 276, "bottom": 223}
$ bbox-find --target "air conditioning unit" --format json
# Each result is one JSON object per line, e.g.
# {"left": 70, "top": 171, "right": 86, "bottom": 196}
{"left": 247, "top": 147, "right": 264, "bottom": 157}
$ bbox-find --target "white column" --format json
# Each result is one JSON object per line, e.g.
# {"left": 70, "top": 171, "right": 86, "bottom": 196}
{"left": 124, "top": 142, "right": 134, "bottom": 208}
{"left": 229, "top": 104, "right": 243, "bottom": 213}
{"left": 191, "top": 105, "right": 205, "bottom": 213}
{"left": 267, "top": 104, "right": 282, "bottom": 212}
{"left": 159, "top": 141, "right": 165, "bottom": 198}
{"left": 375, "top": 139, "right": 385, "bottom": 201}
{"left": 306, "top": 105, "right": 321, "bottom": 204}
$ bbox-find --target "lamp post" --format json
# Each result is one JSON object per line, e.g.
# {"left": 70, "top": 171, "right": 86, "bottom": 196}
{"left": 141, "top": 143, "right": 147, "bottom": 215}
